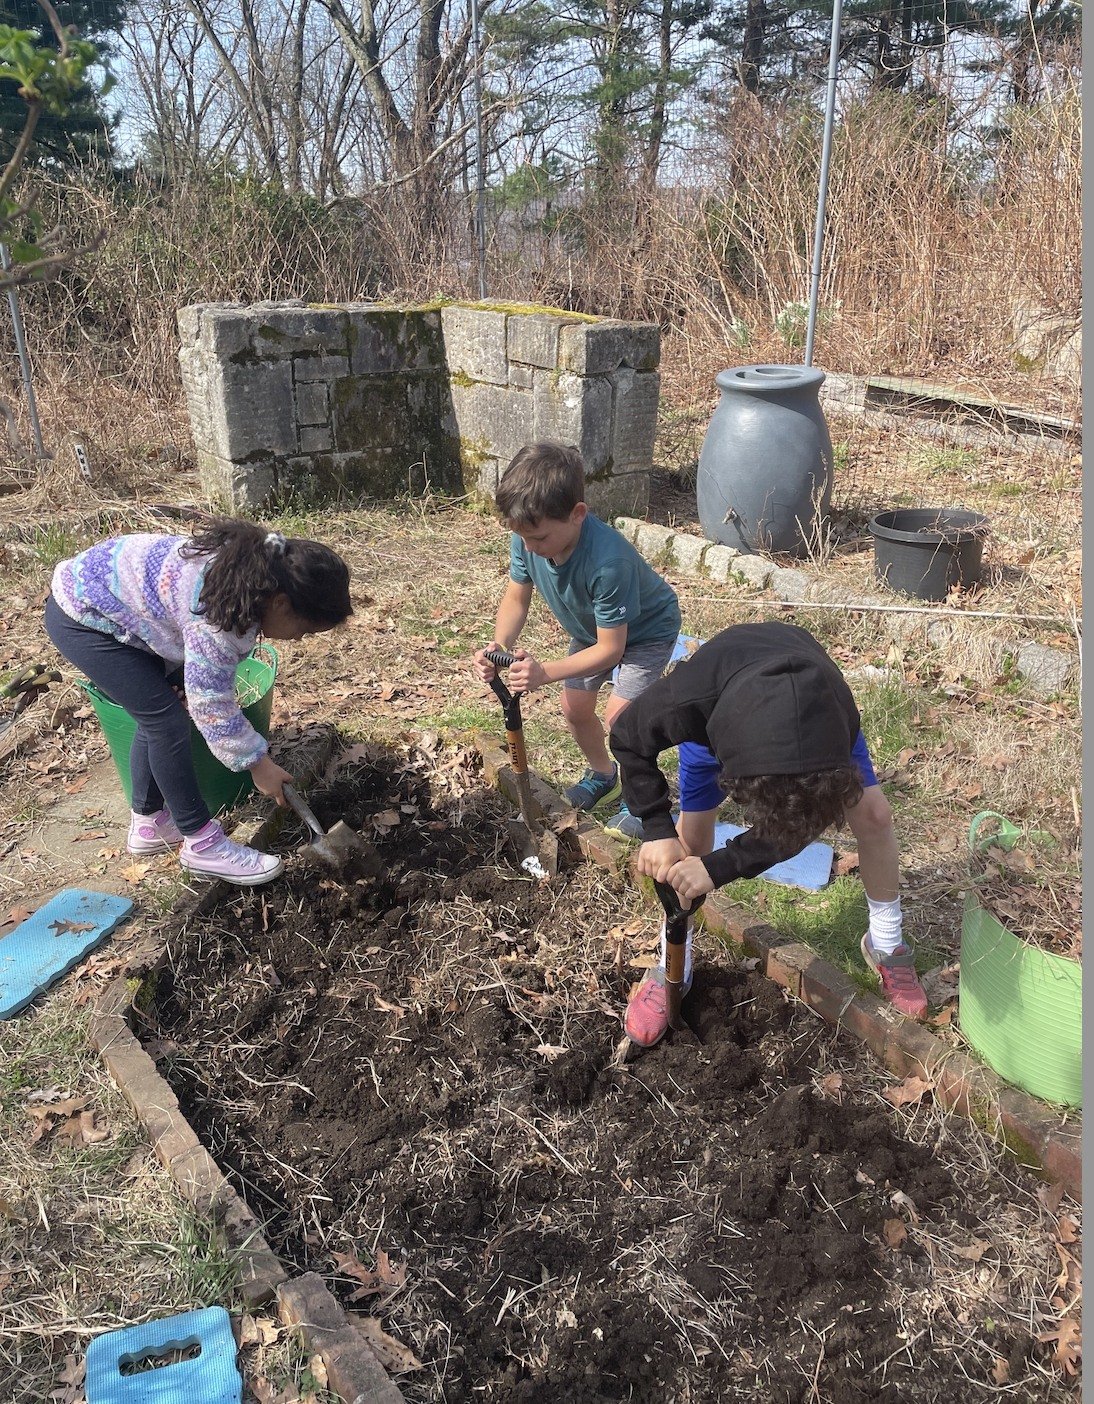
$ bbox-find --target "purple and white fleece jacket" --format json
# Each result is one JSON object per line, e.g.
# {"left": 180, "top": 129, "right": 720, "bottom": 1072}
{"left": 51, "top": 533, "right": 268, "bottom": 772}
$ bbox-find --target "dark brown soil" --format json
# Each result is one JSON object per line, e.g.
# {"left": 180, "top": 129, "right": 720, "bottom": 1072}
{"left": 148, "top": 743, "right": 1058, "bottom": 1403}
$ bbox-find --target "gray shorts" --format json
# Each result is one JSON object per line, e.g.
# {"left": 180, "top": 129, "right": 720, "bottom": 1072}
{"left": 563, "top": 635, "right": 678, "bottom": 701}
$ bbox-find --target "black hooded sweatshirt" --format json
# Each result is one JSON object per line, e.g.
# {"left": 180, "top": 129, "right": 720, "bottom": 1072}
{"left": 609, "top": 622, "right": 861, "bottom": 889}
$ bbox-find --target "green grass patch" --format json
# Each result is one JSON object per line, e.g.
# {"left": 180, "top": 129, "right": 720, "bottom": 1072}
{"left": 728, "top": 874, "right": 871, "bottom": 987}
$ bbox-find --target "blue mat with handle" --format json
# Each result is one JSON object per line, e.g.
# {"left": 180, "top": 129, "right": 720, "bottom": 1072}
{"left": 0, "top": 888, "right": 134, "bottom": 1019}
{"left": 86, "top": 1306, "right": 242, "bottom": 1404}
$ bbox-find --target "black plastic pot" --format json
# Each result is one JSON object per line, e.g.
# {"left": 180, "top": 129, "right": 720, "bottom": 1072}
{"left": 870, "top": 508, "right": 989, "bottom": 601}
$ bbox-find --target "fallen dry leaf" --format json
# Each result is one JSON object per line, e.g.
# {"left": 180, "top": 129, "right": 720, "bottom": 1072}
{"left": 333, "top": 1247, "right": 407, "bottom": 1302}
{"left": 1038, "top": 1315, "right": 1081, "bottom": 1377}
{"left": 3, "top": 904, "right": 33, "bottom": 928}
{"left": 882, "top": 1218, "right": 907, "bottom": 1250}
{"left": 534, "top": 1044, "right": 567, "bottom": 1061}
{"left": 236, "top": 1313, "right": 282, "bottom": 1348}
{"left": 817, "top": 1073, "right": 844, "bottom": 1102}
{"left": 351, "top": 1316, "right": 423, "bottom": 1373}
{"left": 1056, "top": 1214, "right": 1080, "bottom": 1245}
{"left": 48, "top": 919, "right": 96, "bottom": 937}
{"left": 990, "top": 1356, "right": 1010, "bottom": 1385}
{"left": 883, "top": 1075, "right": 934, "bottom": 1108}
{"left": 119, "top": 859, "right": 153, "bottom": 885}
{"left": 833, "top": 849, "right": 859, "bottom": 876}
{"left": 952, "top": 1238, "right": 989, "bottom": 1262}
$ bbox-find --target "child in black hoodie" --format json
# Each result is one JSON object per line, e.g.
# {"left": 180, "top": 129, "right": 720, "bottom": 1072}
{"left": 609, "top": 621, "right": 927, "bottom": 1046}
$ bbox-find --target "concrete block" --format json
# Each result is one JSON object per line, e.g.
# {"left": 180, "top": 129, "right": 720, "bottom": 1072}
{"left": 331, "top": 374, "right": 414, "bottom": 453}
{"left": 507, "top": 313, "right": 561, "bottom": 369}
{"left": 450, "top": 381, "right": 532, "bottom": 469}
{"left": 294, "top": 354, "right": 350, "bottom": 382}
{"left": 633, "top": 521, "right": 673, "bottom": 562}
{"left": 670, "top": 532, "right": 708, "bottom": 574}
{"left": 295, "top": 381, "right": 329, "bottom": 427}
{"left": 251, "top": 305, "right": 350, "bottom": 359}
{"left": 346, "top": 307, "right": 407, "bottom": 374}
{"left": 703, "top": 544, "right": 741, "bottom": 581}
{"left": 441, "top": 304, "right": 508, "bottom": 384}
{"left": 732, "top": 554, "right": 774, "bottom": 588}
{"left": 1015, "top": 640, "right": 1075, "bottom": 695}
{"left": 209, "top": 359, "right": 297, "bottom": 461}
{"left": 508, "top": 363, "right": 535, "bottom": 389}
{"left": 532, "top": 370, "right": 612, "bottom": 473}
{"left": 609, "top": 369, "right": 660, "bottom": 470}
{"left": 584, "top": 471, "right": 650, "bottom": 521}
{"left": 559, "top": 321, "right": 660, "bottom": 374}
{"left": 299, "top": 426, "right": 334, "bottom": 453}
{"left": 197, "top": 451, "right": 277, "bottom": 512}
{"left": 613, "top": 516, "right": 643, "bottom": 543}
{"left": 769, "top": 566, "right": 811, "bottom": 601}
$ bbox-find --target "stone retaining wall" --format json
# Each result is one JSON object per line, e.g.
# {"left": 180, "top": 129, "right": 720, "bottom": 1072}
{"left": 178, "top": 300, "right": 660, "bottom": 515}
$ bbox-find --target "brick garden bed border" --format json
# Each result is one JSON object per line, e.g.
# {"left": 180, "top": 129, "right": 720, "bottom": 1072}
{"left": 84, "top": 729, "right": 1080, "bottom": 1404}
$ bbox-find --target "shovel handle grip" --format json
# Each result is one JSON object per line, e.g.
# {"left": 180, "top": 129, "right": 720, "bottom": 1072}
{"left": 484, "top": 648, "right": 517, "bottom": 669}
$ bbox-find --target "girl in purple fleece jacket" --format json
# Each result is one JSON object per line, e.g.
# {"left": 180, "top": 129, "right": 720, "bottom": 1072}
{"left": 46, "top": 518, "right": 352, "bottom": 887}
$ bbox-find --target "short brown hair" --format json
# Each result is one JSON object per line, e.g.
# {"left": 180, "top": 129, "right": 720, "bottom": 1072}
{"left": 723, "top": 766, "right": 864, "bottom": 852}
{"left": 495, "top": 442, "right": 585, "bottom": 526}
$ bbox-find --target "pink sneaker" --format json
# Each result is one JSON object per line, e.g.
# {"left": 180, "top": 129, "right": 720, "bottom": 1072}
{"left": 127, "top": 808, "right": 184, "bottom": 855}
{"left": 861, "top": 934, "right": 928, "bottom": 1020}
{"left": 625, "top": 966, "right": 694, "bottom": 1048}
{"left": 180, "top": 820, "right": 283, "bottom": 887}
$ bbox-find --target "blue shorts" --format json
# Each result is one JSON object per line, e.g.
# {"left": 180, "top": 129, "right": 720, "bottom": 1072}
{"left": 678, "top": 732, "right": 879, "bottom": 813}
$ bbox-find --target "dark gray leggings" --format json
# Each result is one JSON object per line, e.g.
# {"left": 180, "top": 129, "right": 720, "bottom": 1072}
{"left": 45, "top": 595, "right": 211, "bottom": 833}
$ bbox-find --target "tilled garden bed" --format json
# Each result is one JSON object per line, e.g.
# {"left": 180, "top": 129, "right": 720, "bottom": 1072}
{"left": 142, "top": 742, "right": 1073, "bottom": 1403}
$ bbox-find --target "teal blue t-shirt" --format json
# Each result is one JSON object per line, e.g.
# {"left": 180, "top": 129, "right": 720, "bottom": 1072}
{"left": 510, "top": 514, "right": 681, "bottom": 647}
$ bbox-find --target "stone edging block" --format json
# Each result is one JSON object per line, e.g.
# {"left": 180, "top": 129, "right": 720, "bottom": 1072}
{"left": 617, "top": 519, "right": 1078, "bottom": 697}
{"left": 473, "top": 735, "right": 1080, "bottom": 1198}
{"left": 278, "top": 1274, "right": 404, "bottom": 1404}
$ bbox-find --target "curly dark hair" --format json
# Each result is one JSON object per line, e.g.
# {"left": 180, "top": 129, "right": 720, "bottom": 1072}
{"left": 181, "top": 518, "right": 352, "bottom": 635}
{"left": 723, "top": 765, "right": 864, "bottom": 852}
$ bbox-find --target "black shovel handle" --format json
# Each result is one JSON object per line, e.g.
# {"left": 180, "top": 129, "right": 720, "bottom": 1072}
{"left": 484, "top": 648, "right": 522, "bottom": 730}
{"left": 654, "top": 879, "right": 705, "bottom": 930}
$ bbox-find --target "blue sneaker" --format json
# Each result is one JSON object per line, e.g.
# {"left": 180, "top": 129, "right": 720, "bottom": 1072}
{"left": 564, "top": 766, "right": 621, "bottom": 811}
{"left": 603, "top": 802, "right": 643, "bottom": 840}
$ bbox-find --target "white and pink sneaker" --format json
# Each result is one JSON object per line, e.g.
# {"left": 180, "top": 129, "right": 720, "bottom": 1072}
{"left": 179, "top": 820, "right": 283, "bottom": 887}
{"left": 127, "top": 808, "right": 184, "bottom": 855}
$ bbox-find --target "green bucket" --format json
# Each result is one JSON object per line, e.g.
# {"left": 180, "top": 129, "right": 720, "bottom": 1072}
{"left": 959, "top": 811, "right": 1082, "bottom": 1108}
{"left": 78, "top": 643, "right": 279, "bottom": 817}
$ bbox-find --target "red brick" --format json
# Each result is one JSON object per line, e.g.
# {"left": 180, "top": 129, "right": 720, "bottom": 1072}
{"left": 167, "top": 1144, "right": 227, "bottom": 1215}
{"left": 279, "top": 1272, "right": 347, "bottom": 1338}
{"left": 1041, "top": 1130, "right": 1082, "bottom": 1200}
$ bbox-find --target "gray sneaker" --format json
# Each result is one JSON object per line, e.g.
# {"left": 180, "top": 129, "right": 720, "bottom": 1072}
{"left": 564, "top": 766, "right": 621, "bottom": 811}
{"left": 603, "top": 803, "right": 643, "bottom": 839}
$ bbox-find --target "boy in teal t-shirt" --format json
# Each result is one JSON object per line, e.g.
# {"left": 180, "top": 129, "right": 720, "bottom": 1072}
{"left": 474, "top": 441, "right": 681, "bottom": 835}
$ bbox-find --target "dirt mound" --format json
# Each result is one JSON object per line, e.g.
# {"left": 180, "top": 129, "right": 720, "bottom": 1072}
{"left": 150, "top": 744, "right": 1054, "bottom": 1403}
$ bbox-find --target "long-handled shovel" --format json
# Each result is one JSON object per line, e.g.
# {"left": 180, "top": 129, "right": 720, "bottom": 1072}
{"left": 483, "top": 649, "right": 558, "bottom": 879}
{"left": 654, "top": 879, "right": 705, "bottom": 1042}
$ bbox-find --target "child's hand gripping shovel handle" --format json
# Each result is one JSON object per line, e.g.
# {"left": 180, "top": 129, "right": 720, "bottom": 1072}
{"left": 483, "top": 649, "right": 535, "bottom": 825}
{"left": 654, "top": 880, "right": 705, "bottom": 1039}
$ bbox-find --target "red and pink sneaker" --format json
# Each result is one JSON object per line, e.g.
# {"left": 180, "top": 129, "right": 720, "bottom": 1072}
{"left": 127, "top": 808, "right": 183, "bottom": 855}
{"left": 180, "top": 820, "right": 283, "bottom": 887}
{"left": 861, "top": 934, "right": 928, "bottom": 1020}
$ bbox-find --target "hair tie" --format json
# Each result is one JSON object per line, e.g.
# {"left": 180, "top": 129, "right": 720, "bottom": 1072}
{"left": 264, "top": 531, "right": 287, "bottom": 557}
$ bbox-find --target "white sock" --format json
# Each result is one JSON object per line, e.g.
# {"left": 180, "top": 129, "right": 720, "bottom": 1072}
{"left": 660, "top": 919, "right": 695, "bottom": 985}
{"left": 867, "top": 896, "right": 904, "bottom": 955}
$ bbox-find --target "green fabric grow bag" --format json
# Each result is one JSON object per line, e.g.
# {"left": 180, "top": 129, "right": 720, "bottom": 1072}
{"left": 78, "top": 644, "right": 278, "bottom": 817}
{"left": 959, "top": 811, "right": 1082, "bottom": 1108}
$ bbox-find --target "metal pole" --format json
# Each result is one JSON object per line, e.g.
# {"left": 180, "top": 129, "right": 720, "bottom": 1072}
{"left": 468, "top": 0, "right": 487, "bottom": 299}
{"left": 804, "top": 0, "right": 843, "bottom": 366}
{"left": 0, "top": 243, "right": 45, "bottom": 457}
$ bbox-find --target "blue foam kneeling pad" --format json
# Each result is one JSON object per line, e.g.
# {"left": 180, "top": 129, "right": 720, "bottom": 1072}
{"left": 86, "top": 1306, "right": 242, "bottom": 1404}
{"left": 713, "top": 820, "right": 833, "bottom": 892}
{"left": 0, "top": 888, "right": 134, "bottom": 1018}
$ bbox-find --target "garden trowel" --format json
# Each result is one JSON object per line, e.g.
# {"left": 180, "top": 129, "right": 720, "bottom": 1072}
{"left": 483, "top": 649, "right": 558, "bottom": 880}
